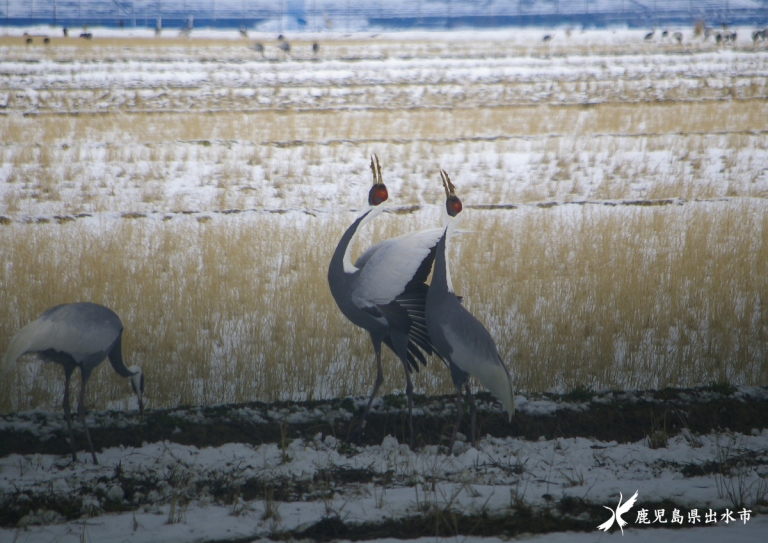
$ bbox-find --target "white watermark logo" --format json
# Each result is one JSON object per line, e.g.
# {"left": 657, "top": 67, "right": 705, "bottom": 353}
{"left": 596, "top": 491, "right": 753, "bottom": 534}
{"left": 597, "top": 490, "right": 639, "bottom": 535}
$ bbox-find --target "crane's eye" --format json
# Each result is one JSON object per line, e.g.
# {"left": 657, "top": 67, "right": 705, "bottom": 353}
{"left": 368, "top": 184, "right": 388, "bottom": 206}
{"left": 446, "top": 196, "right": 462, "bottom": 217}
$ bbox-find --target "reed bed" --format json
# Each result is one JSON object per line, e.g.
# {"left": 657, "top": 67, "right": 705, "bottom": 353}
{"left": 1, "top": 198, "right": 766, "bottom": 412}
{"left": 3, "top": 100, "right": 767, "bottom": 146}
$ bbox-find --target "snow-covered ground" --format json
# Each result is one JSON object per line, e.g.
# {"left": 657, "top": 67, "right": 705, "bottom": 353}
{"left": 1, "top": 27, "right": 767, "bottom": 541}
{"left": 2, "top": 386, "right": 768, "bottom": 542}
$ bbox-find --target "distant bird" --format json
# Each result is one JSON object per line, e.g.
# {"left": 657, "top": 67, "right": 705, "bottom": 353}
{"left": 25, "top": 37, "right": 32, "bottom": 44}
{"left": 661, "top": 30, "right": 668, "bottom": 39}
{"left": 644, "top": 31, "right": 655, "bottom": 41}
{"left": 715, "top": 32, "right": 723, "bottom": 45}
{"left": 542, "top": 34, "right": 552, "bottom": 42}
{"left": 239, "top": 26, "right": 248, "bottom": 38}
{"left": 673, "top": 32, "right": 683, "bottom": 44}
{"left": 729, "top": 32, "right": 738, "bottom": 44}
{"left": 312, "top": 42, "right": 320, "bottom": 55}
{"left": 62, "top": 27, "right": 69, "bottom": 37}
{"left": 277, "top": 35, "right": 290, "bottom": 56}
{"left": 752, "top": 29, "right": 766, "bottom": 44}
{"left": 44, "top": 37, "right": 50, "bottom": 44}
{"left": 426, "top": 171, "right": 515, "bottom": 455}
{"left": 2, "top": 303, "right": 144, "bottom": 464}
{"left": 180, "top": 16, "right": 193, "bottom": 38}
{"left": 597, "top": 491, "right": 639, "bottom": 535}
{"left": 79, "top": 32, "right": 92, "bottom": 40}
{"left": 328, "top": 156, "right": 442, "bottom": 448}
{"left": 249, "top": 42, "right": 265, "bottom": 57}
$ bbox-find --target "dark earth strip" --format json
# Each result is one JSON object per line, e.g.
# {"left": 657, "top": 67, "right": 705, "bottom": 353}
{"left": 2, "top": 385, "right": 767, "bottom": 459}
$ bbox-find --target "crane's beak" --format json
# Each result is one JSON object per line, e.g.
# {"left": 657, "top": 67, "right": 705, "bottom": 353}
{"left": 440, "top": 169, "right": 455, "bottom": 197}
{"left": 370, "top": 154, "right": 383, "bottom": 185}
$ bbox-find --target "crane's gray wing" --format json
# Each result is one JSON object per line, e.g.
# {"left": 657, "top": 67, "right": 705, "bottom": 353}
{"left": 2, "top": 303, "right": 122, "bottom": 373}
{"left": 354, "top": 238, "right": 389, "bottom": 271}
{"left": 351, "top": 228, "right": 443, "bottom": 309}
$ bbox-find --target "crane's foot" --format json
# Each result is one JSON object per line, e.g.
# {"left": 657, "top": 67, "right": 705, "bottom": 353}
{"left": 346, "top": 422, "right": 364, "bottom": 445}
{"left": 446, "top": 387, "right": 463, "bottom": 455}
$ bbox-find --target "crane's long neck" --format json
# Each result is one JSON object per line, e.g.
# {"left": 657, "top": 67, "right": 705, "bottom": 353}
{"left": 431, "top": 223, "right": 457, "bottom": 296}
{"left": 329, "top": 205, "right": 383, "bottom": 279}
{"left": 106, "top": 332, "right": 135, "bottom": 378}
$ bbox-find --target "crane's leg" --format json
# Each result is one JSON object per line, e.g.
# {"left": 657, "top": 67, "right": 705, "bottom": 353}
{"left": 391, "top": 333, "right": 416, "bottom": 449}
{"left": 447, "top": 387, "right": 463, "bottom": 455}
{"left": 62, "top": 367, "right": 77, "bottom": 463}
{"left": 402, "top": 362, "right": 415, "bottom": 450}
{"left": 349, "top": 348, "right": 384, "bottom": 444}
{"left": 465, "top": 384, "right": 477, "bottom": 448}
{"left": 77, "top": 377, "right": 98, "bottom": 465}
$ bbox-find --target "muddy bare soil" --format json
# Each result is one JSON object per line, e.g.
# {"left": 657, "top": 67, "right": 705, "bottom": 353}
{"left": 2, "top": 385, "right": 767, "bottom": 458}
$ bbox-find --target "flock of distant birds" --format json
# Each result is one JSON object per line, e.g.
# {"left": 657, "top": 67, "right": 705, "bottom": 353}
{"left": 541, "top": 26, "right": 768, "bottom": 46}
{"left": 19, "top": 22, "right": 768, "bottom": 50}
{"left": 20, "top": 22, "right": 321, "bottom": 58}
{"left": 2, "top": 157, "right": 513, "bottom": 463}
{"left": 247, "top": 35, "right": 321, "bottom": 58}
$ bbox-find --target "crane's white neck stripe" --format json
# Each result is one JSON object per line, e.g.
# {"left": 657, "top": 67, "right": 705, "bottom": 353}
{"left": 443, "top": 210, "right": 462, "bottom": 294}
{"left": 343, "top": 205, "right": 384, "bottom": 274}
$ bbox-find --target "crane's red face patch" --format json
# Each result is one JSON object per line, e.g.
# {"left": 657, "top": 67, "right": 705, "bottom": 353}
{"left": 446, "top": 196, "right": 462, "bottom": 217}
{"left": 369, "top": 184, "right": 388, "bottom": 206}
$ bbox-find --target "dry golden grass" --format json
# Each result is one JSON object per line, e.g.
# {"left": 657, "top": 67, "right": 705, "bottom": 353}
{"left": 3, "top": 100, "right": 765, "bottom": 148}
{"left": 454, "top": 200, "right": 768, "bottom": 392}
{"left": 1, "top": 199, "right": 766, "bottom": 412}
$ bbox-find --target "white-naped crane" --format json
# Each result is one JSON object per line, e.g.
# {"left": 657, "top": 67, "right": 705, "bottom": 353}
{"left": 426, "top": 171, "right": 515, "bottom": 455}
{"left": 328, "top": 156, "right": 443, "bottom": 449}
{"left": 249, "top": 42, "right": 265, "bottom": 57}
{"left": 2, "top": 303, "right": 144, "bottom": 464}
{"left": 277, "top": 34, "right": 290, "bottom": 56}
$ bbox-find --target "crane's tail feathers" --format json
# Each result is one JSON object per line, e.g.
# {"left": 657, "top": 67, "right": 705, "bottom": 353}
{"left": 383, "top": 336, "right": 419, "bottom": 373}
{"left": 406, "top": 341, "right": 427, "bottom": 371}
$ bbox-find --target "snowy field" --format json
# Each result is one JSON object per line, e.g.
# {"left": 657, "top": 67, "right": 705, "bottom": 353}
{"left": 1, "top": 386, "right": 768, "bottom": 542}
{"left": 1, "top": 26, "right": 768, "bottom": 541}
